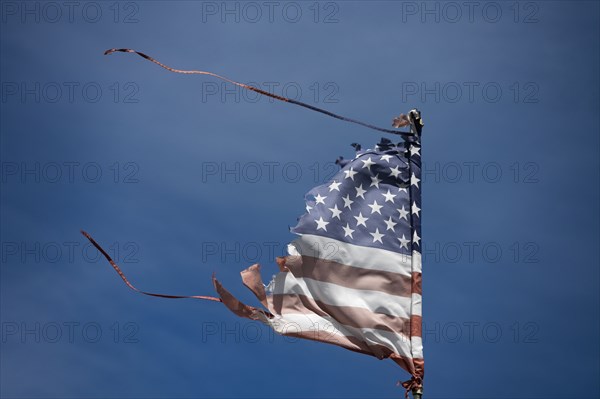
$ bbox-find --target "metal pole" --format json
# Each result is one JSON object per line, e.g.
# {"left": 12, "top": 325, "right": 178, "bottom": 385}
{"left": 408, "top": 108, "right": 423, "bottom": 399}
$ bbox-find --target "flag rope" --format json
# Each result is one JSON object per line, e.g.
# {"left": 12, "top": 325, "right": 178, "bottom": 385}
{"left": 80, "top": 230, "right": 222, "bottom": 302}
{"left": 103, "top": 48, "right": 414, "bottom": 137}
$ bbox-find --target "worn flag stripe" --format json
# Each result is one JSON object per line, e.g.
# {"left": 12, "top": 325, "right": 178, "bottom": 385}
{"left": 411, "top": 251, "right": 422, "bottom": 274}
{"left": 281, "top": 255, "right": 422, "bottom": 297}
{"left": 270, "top": 293, "right": 423, "bottom": 337}
{"left": 290, "top": 234, "right": 413, "bottom": 277}
{"left": 411, "top": 336, "right": 424, "bottom": 359}
{"left": 271, "top": 273, "right": 419, "bottom": 319}
{"left": 280, "top": 320, "right": 419, "bottom": 371}
{"left": 265, "top": 312, "right": 415, "bottom": 359}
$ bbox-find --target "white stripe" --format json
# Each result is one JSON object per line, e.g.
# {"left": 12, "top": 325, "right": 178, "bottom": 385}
{"left": 411, "top": 336, "right": 423, "bottom": 358}
{"left": 289, "top": 234, "right": 413, "bottom": 277}
{"left": 411, "top": 293, "right": 422, "bottom": 317}
{"left": 410, "top": 250, "right": 423, "bottom": 359}
{"left": 411, "top": 250, "right": 422, "bottom": 274}
{"left": 265, "top": 312, "right": 414, "bottom": 359}
{"left": 273, "top": 273, "right": 421, "bottom": 318}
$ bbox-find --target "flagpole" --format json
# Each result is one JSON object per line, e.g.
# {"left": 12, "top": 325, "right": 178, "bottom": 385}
{"left": 408, "top": 109, "right": 424, "bottom": 399}
{"left": 412, "top": 386, "right": 423, "bottom": 399}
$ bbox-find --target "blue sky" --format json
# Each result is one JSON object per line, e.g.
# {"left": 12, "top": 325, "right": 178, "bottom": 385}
{"left": 1, "top": 1, "right": 599, "bottom": 398}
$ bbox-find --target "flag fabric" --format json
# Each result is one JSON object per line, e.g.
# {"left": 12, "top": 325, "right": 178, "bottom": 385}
{"left": 214, "top": 137, "right": 423, "bottom": 387}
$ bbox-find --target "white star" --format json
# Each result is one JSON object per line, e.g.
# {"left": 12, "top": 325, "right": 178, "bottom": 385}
{"left": 382, "top": 189, "right": 396, "bottom": 203}
{"left": 369, "top": 228, "right": 385, "bottom": 244}
{"left": 328, "top": 181, "right": 341, "bottom": 192}
{"left": 410, "top": 146, "right": 420, "bottom": 156}
{"left": 389, "top": 166, "right": 401, "bottom": 178}
{"left": 380, "top": 154, "right": 393, "bottom": 163}
{"left": 306, "top": 205, "right": 312, "bottom": 213}
{"left": 344, "top": 167, "right": 357, "bottom": 181}
{"left": 370, "top": 174, "right": 382, "bottom": 188}
{"left": 411, "top": 201, "right": 421, "bottom": 217}
{"left": 398, "top": 187, "right": 408, "bottom": 194}
{"left": 342, "top": 195, "right": 354, "bottom": 209}
{"left": 342, "top": 223, "right": 355, "bottom": 239}
{"left": 368, "top": 200, "right": 383, "bottom": 215}
{"left": 354, "top": 212, "right": 369, "bottom": 227}
{"left": 315, "top": 193, "right": 327, "bottom": 205}
{"left": 384, "top": 216, "right": 397, "bottom": 232}
{"left": 413, "top": 230, "right": 420, "bottom": 246}
{"left": 398, "top": 234, "right": 410, "bottom": 249}
{"left": 355, "top": 184, "right": 366, "bottom": 199}
{"left": 329, "top": 204, "right": 342, "bottom": 219}
{"left": 361, "top": 157, "right": 375, "bottom": 170}
{"left": 397, "top": 205, "right": 409, "bottom": 220}
{"left": 315, "top": 217, "right": 329, "bottom": 231}
{"left": 411, "top": 173, "right": 420, "bottom": 188}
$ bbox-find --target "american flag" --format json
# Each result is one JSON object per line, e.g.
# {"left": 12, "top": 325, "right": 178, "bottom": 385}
{"left": 215, "top": 137, "right": 424, "bottom": 386}
{"left": 83, "top": 48, "right": 424, "bottom": 392}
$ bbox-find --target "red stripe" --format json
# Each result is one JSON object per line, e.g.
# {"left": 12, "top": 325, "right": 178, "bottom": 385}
{"left": 270, "top": 294, "right": 422, "bottom": 337}
{"left": 280, "top": 255, "right": 422, "bottom": 297}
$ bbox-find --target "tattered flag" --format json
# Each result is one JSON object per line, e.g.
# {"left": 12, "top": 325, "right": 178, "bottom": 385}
{"left": 82, "top": 49, "right": 424, "bottom": 396}
{"left": 214, "top": 137, "right": 423, "bottom": 393}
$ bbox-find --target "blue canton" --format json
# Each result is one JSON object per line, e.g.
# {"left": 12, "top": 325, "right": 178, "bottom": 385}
{"left": 292, "top": 138, "right": 422, "bottom": 255}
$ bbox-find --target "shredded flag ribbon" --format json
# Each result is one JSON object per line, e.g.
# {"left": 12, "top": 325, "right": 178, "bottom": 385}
{"left": 81, "top": 230, "right": 221, "bottom": 302}
{"left": 103, "top": 48, "right": 415, "bottom": 137}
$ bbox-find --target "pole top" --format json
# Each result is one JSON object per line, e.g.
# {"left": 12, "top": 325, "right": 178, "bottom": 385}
{"left": 408, "top": 108, "right": 423, "bottom": 137}
{"left": 392, "top": 109, "right": 423, "bottom": 142}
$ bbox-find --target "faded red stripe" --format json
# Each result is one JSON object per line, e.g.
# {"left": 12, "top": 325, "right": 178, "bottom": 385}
{"left": 281, "top": 255, "right": 422, "bottom": 297}
{"left": 269, "top": 293, "right": 422, "bottom": 338}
